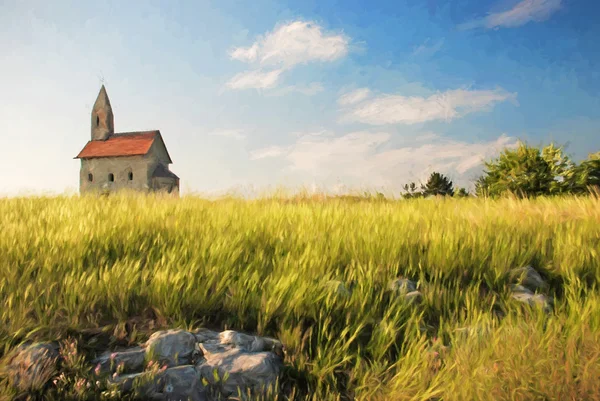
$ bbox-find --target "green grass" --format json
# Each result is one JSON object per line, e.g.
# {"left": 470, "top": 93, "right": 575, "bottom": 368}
{"left": 0, "top": 192, "right": 599, "bottom": 400}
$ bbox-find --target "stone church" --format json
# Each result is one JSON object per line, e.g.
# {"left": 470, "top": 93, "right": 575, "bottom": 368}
{"left": 75, "top": 86, "right": 179, "bottom": 195}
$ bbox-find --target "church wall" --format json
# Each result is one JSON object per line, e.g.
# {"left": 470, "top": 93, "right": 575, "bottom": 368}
{"left": 79, "top": 155, "right": 151, "bottom": 194}
{"left": 152, "top": 176, "right": 179, "bottom": 195}
{"left": 146, "top": 140, "right": 172, "bottom": 175}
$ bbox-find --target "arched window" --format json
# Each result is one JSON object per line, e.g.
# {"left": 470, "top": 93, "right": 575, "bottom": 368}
{"left": 128, "top": 172, "right": 133, "bottom": 181}
{"left": 108, "top": 173, "right": 114, "bottom": 182}
{"left": 96, "top": 116, "right": 99, "bottom": 127}
{"left": 88, "top": 173, "right": 93, "bottom": 182}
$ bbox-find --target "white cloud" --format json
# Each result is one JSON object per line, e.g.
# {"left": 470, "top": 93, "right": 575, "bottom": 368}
{"left": 412, "top": 38, "right": 445, "bottom": 57}
{"left": 225, "top": 69, "right": 284, "bottom": 90}
{"left": 337, "top": 88, "right": 371, "bottom": 105}
{"left": 208, "top": 129, "right": 246, "bottom": 140}
{"left": 250, "top": 131, "right": 518, "bottom": 190}
{"left": 459, "top": 0, "right": 562, "bottom": 30}
{"left": 230, "top": 20, "right": 349, "bottom": 68}
{"left": 227, "top": 20, "right": 350, "bottom": 90}
{"left": 266, "top": 82, "right": 325, "bottom": 96}
{"left": 249, "top": 145, "right": 289, "bottom": 160}
{"left": 339, "top": 87, "right": 517, "bottom": 125}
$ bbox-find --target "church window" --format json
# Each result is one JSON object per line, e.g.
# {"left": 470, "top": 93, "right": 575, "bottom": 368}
{"left": 128, "top": 172, "right": 133, "bottom": 180}
{"left": 108, "top": 173, "right": 114, "bottom": 182}
{"left": 88, "top": 173, "right": 93, "bottom": 182}
{"left": 96, "top": 116, "right": 99, "bottom": 127}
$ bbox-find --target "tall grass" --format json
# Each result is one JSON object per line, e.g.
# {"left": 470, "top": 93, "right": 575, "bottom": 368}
{"left": 0, "top": 192, "right": 599, "bottom": 400}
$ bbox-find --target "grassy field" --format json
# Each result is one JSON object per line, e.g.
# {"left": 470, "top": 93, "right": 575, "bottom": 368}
{"left": 0, "top": 192, "right": 599, "bottom": 400}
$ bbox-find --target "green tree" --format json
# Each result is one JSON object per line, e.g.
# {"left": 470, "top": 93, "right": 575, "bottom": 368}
{"left": 572, "top": 151, "right": 600, "bottom": 194}
{"left": 402, "top": 182, "right": 423, "bottom": 199}
{"left": 455, "top": 187, "right": 469, "bottom": 198}
{"left": 541, "top": 143, "right": 577, "bottom": 194}
{"left": 475, "top": 142, "right": 576, "bottom": 198}
{"left": 421, "top": 172, "right": 454, "bottom": 197}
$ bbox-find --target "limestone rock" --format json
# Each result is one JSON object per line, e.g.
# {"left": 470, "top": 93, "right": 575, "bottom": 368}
{"left": 2, "top": 342, "right": 59, "bottom": 392}
{"left": 144, "top": 329, "right": 198, "bottom": 367}
{"left": 511, "top": 284, "right": 553, "bottom": 312}
{"left": 151, "top": 365, "right": 208, "bottom": 401}
{"left": 218, "top": 330, "right": 283, "bottom": 355}
{"left": 510, "top": 266, "right": 547, "bottom": 291}
{"left": 194, "top": 328, "right": 220, "bottom": 343}
{"left": 404, "top": 290, "right": 423, "bottom": 303}
{"left": 389, "top": 278, "right": 417, "bottom": 294}
{"left": 92, "top": 346, "right": 146, "bottom": 375}
{"left": 197, "top": 347, "right": 283, "bottom": 399}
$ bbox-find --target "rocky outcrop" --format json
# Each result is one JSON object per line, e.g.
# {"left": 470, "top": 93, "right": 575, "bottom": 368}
{"left": 2, "top": 329, "right": 283, "bottom": 401}
{"left": 508, "top": 266, "right": 553, "bottom": 312}
{"left": 102, "top": 328, "right": 283, "bottom": 401}
{"left": 389, "top": 277, "right": 422, "bottom": 303}
{"left": 511, "top": 284, "right": 553, "bottom": 312}
{"left": 509, "top": 265, "right": 548, "bottom": 292}
{"left": 1, "top": 342, "right": 60, "bottom": 392}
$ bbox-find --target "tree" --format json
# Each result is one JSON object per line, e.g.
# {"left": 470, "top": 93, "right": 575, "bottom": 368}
{"left": 421, "top": 172, "right": 454, "bottom": 197}
{"left": 475, "top": 142, "right": 576, "bottom": 198}
{"left": 572, "top": 151, "right": 600, "bottom": 194}
{"left": 402, "top": 182, "right": 423, "bottom": 199}
{"left": 455, "top": 187, "right": 469, "bottom": 198}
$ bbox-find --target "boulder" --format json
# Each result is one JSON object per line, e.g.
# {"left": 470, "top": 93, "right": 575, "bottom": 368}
{"left": 389, "top": 278, "right": 417, "bottom": 294}
{"left": 194, "top": 328, "right": 220, "bottom": 343}
{"left": 151, "top": 365, "right": 208, "bottom": 401}
{"left": 2, "top": 342, "right": 59, "bottom": 392}
{"left": 510, "top": 266, "right": 547, "bottom": 292}
{"left": 92, "top": 346, "right": 146, "bottom": 375}
{"left": 197, "top": 346, "right": 283, "bottom": 399}
{"left": 144, "top": 329, "right": 199, "bottom": 367}
{"left": 218, "top": 330, "right": 283, "bottom": 354}
{"left": 511, "top": 284, "right": 553, "bottom": 312}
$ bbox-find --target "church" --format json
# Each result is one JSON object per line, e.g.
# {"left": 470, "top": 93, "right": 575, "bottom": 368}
{"left": 75, "top": 86, "right": 179, "bottom": 195}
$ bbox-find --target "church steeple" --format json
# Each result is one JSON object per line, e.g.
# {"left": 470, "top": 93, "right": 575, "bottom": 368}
{"left": 91, "top": 85, "right": 114, "bottom": 141}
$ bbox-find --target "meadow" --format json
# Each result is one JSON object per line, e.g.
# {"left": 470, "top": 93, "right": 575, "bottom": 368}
{"left": 0, "top": 192, "right": 599, "bottom": 400}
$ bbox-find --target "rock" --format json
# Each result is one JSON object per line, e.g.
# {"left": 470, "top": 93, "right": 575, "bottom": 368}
{"left": 194, "top": 328, "right": 220, "bottom": 343}
{"left": 325, "top": 280, "right": 351, "bottom": 297}
{"left": 92, "top": 346, "right": 146, "bottom": 375}
{"left": 218, "top": 330, "right": 283, "bottom": 355}
{"left": 151, "top": 365, "right": 208, "bottom": 401}
{"left": 511, "top": 285, "right": 553, "bottom": 312}
{"left": 403, "top": 290, "right": 423, "bottom": 303}
{"left": 144, "top": 330, "right": 198, "bottom": 367}
{"left": 510, "top": 266, "right": 547, "bottom": 291}
{"left": 197, "top": 347, "right": 283, "bottom": 399}
{"left": 113, "top": 366, "right": 208, "bottom": 401}
{"left": 389, "top": 278, "right": 417, "bottom": 294}
{"left": 2, "top": 342, "right": 59, "bottom": 392}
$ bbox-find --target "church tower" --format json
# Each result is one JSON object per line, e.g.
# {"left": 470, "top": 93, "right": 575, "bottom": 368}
{"left": 91, "top": 85, "right": 114, "bottom": 141}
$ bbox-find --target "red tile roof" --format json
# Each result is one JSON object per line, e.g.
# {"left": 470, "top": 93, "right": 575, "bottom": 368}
{"left": 75, "top": 131, "right": 159, "bottom": 159}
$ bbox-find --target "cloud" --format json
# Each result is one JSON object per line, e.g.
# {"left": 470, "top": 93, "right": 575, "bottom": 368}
{"left": 249, "top": 145, "right": 289, "bottom": 160}
{"left": 250, "top": 131, "right": 518, "bottom": 190}
{"left": 208, "top": 129, "right": 246, "bottom": 140}
{"left": 337, "top": 88, "right": 371, "bottom": 105}
{"left": 227, "top": 20, "right": 349, "bottom": 90}
{"left": 266, "top": 82, "right": 325, "bottom": 96}
{"left": 459, "top": 0, "right": 562, "bottom": 30}
{"left": 338, "top": 87, "right": 517, "bottom": 125}
{"left": 225, "top": 69, "right": 284, "bottom": 90}
{"left": 412, "top": 38, "right": 445, "bottom": 57}
{"left": 230, "top": 20, "right": 349, "bottom": 68}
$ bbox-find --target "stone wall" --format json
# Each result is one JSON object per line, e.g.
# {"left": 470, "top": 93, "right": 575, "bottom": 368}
{"left": 79, "top": 155, "right": 152, "bottom": 194}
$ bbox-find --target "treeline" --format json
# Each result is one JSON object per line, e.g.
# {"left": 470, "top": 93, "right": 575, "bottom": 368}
{"left": 402, "top": 142, "right": 600, "bottom": 199}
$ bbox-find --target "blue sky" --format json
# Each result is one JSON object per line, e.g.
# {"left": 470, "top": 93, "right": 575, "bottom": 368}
{"left": 2, "top": 0, "right": 599, "bottom": 196}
